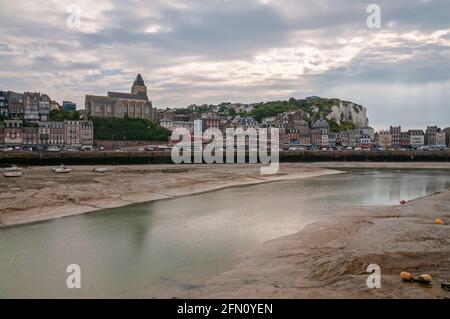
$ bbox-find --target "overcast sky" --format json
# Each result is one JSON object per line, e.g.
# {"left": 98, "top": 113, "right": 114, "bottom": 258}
{"left": 0, "top": 0, "right": 449, "bottom": 130}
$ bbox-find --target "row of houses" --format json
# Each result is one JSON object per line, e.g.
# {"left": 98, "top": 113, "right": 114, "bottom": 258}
{"left": 160, "top": 111, "right": 311, "bottom": 132}
{"left": 0, "top": 90, "right": 77, "bottom": 122}
{"left": 0, "top": 120, "right": 93, "bottom": 150}
{"left": 159, "top": 108, "right": 450, "bottom": 149}
{"left": 282, "top": 124, "right": 450, "bottom": 149}
{"left": 160, "top": 110, "right": 375, "bottom": 149}
{"left": 376, "top": 126, "right": 449, "bottom": 149}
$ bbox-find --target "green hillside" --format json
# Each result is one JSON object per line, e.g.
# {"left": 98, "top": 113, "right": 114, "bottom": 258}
{"left": 246, "top": 97, "right": 361, "bottom": 131}
{"left": 48, "top": 110, "right": 170, "bottom": 141}
{"left": 92, "top": 117, "right": 170, "bottom": 141}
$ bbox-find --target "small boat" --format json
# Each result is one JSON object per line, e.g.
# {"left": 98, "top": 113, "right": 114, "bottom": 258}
{"left": 3, "top": 166, "right": 22, "bottom": 178}
{"left": 53, "top": 165, "right": 72, "bottom": 174}
{"left": 93, "top": 168, "right": 110, "bottom": 173}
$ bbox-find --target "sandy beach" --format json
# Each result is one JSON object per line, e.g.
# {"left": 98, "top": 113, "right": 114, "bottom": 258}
{"left": 0, "top": 163, "right": 343, "bottom": 227}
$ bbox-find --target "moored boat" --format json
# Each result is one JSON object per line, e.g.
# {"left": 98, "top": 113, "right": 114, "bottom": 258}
{"left": 3, "top": 166, "right": 23, "bottom": 178}
{"left": 53, "top": 165, "right": 72, "bottom": 174}
{"left": 93, "top": 168, "right": 110, "bottom": 173}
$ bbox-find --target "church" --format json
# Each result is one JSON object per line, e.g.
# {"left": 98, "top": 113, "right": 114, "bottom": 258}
{"left": 85, "top": 74, "right": 155, "bottom": 120}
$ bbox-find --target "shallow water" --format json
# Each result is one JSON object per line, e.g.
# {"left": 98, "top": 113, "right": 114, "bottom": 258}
{"left": 1, "top": 169, "right": 450, "bottom": 298}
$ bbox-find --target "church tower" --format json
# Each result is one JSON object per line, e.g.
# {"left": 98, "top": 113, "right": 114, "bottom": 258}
{"left": 131, "top": 73, "right": 148, "bottom": 97}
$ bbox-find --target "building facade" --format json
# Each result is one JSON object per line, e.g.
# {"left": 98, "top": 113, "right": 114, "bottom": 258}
{"left": 400, "top": 132, "right": 410, "bottom": 148}
{"left": 65, "top": 121, "right": 82, "bottom": 147}
{"left": 4, "top": 120, "right": 23, "bottom": 146}
{"left": 408, "top": 130, "right": 425, "bottom": 148}
{"left": 436, "top": 129, "right": 446, "bottom": 147}
{"left": 39, "top": 94, "right": 50, "bottom": 122}
{"left": 202, "top": 117, "right": 221, "bottom": 132}
{"left": 63, "top": 101, "right": 77, "bottom": 111}
{"left": 85, "top": 74, "right": 154, "bottom": 121}
{"left": 23, "top": 127, "right": 39, "bottom": 149}
{"left": 8, "top": 92, "right": 24, "bottom": 118}
{"left": 50, "top": 100, "right": 62, "bottom": 111}
{"left": 425, "top": 126, "right": 438, "bottom": 145}
{"left": 390, "top": 126, "right": 401, "bottom": 148}
{"left": 81, "top": 121, "right": 94, "bottom": 147}
{"left": 311, "top": 117, "right": 329, "bottom": 147}
{"left": 0, "top": 91, "right": 9, "bottom": 117}
{"left": 39, "top": 122, "right": 66, "bottom": 147}
{"left": 445, "top": 128, "right": 450, "bottom": 147}
{"left": 24, "top": 92, "right": 40, "bottom": 122}
{"left": 377, "top": 130, "right": 392, "bottom": 148}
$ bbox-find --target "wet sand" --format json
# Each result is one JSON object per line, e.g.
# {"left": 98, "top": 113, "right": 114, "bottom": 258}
{"left": 0, "top": 163, "right": 342, "bottom": 227}
{"left": 195, "top": 185, "right": 450, "bottom": 299}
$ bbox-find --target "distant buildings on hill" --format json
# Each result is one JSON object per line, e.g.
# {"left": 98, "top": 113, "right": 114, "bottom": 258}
{"left": 0, "top": 74, "right": 159, "bottom": 150}
{"left": 1, "top": 79, "right": 450, "bottom": 151}
{"left": 0, "top": 90, "right": 92, "bottom": 151}
{"left": 158, "top": 106, "right": 450, "bottom": 150}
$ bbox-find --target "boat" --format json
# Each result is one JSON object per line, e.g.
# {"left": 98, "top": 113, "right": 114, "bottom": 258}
{"left": 3, "top": 166, "right": 23, "bottom": 178}
{"left": 93, "top": 168, "right": 110, "bottom": 173}
{"left": 53, "top": 165, "right": 72, "bottom": 174}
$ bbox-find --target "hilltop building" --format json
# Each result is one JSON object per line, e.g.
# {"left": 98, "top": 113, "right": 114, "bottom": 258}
{"left": 63, "top": 101, "right": 77, "bottom": 111}
{"left": 85, "top": 74, "right": 155, "bottom": 121}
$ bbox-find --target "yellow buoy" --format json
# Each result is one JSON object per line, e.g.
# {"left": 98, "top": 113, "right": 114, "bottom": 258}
{"left": 400, "top": 271, "right": 413, "bottom": 282}
{"left": 435, "top": 219, "right": 445, "bottom": 225}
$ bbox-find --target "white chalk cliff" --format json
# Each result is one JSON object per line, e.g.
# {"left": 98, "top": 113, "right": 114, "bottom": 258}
{"left": 326, "top": 101, "right": 369, "bottom": 128}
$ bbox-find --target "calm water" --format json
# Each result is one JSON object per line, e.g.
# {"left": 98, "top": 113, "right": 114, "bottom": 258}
{"left": 1, "top": 169, "right": 450, "bottom": 298}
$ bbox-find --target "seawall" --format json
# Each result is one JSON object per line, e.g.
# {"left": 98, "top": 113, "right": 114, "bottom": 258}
{"left": 1, "top": 150, "right": 450, "bottom": 166}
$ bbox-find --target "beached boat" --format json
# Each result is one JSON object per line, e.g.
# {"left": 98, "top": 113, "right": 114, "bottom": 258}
{"left": 3, "top": 166, "right": 22, "bottom": 178}
{"left": 53, "top": 165, "right": 72, "bottom": 174}
{"left": 93, "top": 168, "right": 110, "bottom": 173}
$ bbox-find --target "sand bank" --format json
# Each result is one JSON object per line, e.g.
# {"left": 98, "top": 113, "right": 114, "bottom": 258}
{"left": 195, "top": 187, "right": 450, "bottom": 299}
{"left": 0, "top": 163, "right": 341, "bottom": 227}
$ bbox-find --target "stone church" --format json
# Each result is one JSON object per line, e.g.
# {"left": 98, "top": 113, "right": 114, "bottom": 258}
{"left": 85, "top": 74, "right": 155, "bottom": 120}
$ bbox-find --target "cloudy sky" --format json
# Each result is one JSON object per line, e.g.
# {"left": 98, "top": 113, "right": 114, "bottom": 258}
{"left": 0, "top": 0, "right": 449, "bottom": 130}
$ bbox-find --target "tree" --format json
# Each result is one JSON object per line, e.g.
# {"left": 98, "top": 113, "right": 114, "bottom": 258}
{"left": 92, "top": 117, "right": 171, "bottom": 141}
{"left": 50, "top": 109, "right": 81, "bottom": 121}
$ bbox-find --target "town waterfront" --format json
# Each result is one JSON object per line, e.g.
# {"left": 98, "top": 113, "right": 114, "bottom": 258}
{"left": 1, "top": 168, "right": 450, "bottom": 298}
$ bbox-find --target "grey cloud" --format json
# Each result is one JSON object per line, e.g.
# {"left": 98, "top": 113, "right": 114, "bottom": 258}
{"left": 0, "top": 0, "right": 449, "bottom": 128}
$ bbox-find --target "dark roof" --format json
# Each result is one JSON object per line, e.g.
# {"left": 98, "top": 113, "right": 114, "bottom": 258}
{"left": 134, "top": 73, "right": 145, "bottom": 85}
{"left": 408, "top": 129, "right": 424, "bottom": 135}
{"left": 107, "top": 91, "right": 148, "bottom": 101}
{"left": 312, "top": 118, "right": 329, "bottom": 129}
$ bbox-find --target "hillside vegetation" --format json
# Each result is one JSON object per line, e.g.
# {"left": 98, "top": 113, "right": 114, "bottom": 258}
{"left": 48, "top": 110, "right": 170, "bottom": 141}
{"left": 49, "top": 109, "right": 81, "bottom": 121}
{"left": 246, "top": 97, "right": 363, "bottom": 131}
{"left": 92, "top": 117, "right": 170, "bottom": 141}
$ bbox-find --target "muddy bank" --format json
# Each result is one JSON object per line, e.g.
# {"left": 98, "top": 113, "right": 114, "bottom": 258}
{"left": 0, "top": 163, "right": 341, "bottom": 227}
{"left": 195, "top": 189, "right": 450, "bottom": 299}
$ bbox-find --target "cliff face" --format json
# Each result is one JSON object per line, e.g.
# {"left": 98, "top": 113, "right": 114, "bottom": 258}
{"left": 326, "top": 101, "right": 369, "bottom": 128}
